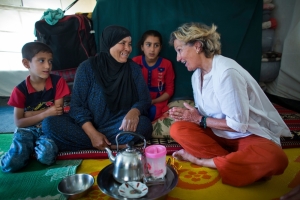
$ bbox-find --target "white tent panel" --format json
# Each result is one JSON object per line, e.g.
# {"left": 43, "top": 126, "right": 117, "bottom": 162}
{"left": 0, "top": 0, "right": 96, "bottom": 96}
{"left": 266, "top": 0, "right": 300, "bottom": 101}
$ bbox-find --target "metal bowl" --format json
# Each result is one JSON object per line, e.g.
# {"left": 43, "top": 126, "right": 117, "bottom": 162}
{"left": 57, "top": 174, "right": 94, "bottom": 199}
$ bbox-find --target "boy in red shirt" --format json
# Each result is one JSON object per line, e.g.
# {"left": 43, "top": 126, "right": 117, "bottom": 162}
{"left": 1, "top": 42, "right": 70, "bottom": 172}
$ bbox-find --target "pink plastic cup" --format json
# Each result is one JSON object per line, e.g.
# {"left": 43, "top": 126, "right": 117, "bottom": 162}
{"left": 145, "top": 145, "right": 167, "bottom": 179}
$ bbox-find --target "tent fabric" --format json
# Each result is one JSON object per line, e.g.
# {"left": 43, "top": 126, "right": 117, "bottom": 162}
{"left": 92, "top": 0, "right": 262, "bottom": 99}
{"left": 266, "top": 0, "right": 300, "bottom": 102}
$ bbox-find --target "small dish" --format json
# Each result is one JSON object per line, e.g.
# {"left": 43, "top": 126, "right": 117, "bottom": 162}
{"left": 118, "top": 181, "right": 148, "bottom": 198}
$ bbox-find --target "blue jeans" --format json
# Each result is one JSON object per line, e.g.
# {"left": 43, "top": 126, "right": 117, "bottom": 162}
{"left": 1, "top": 126, "right": 58, "bottom": 173}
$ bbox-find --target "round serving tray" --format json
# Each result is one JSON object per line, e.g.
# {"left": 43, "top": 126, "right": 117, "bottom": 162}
{"left": 97, "top": 164, "right": 178, "bottom": 200}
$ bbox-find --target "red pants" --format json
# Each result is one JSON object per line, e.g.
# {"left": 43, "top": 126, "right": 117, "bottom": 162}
{"left": 170, "top": 122, "right": 289, "bottom": 187}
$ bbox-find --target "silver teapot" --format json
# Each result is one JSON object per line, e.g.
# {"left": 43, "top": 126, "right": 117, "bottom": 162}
{"left": 105, "top": 132, "right": 147, "bottom": 183}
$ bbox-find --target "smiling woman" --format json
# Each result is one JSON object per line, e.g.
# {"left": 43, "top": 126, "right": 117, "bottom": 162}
{"left": 109, "top": 37, "right": 132, "bottom": 63}
{"left": 42, "top": 25, "right": 153, "bottom": 153}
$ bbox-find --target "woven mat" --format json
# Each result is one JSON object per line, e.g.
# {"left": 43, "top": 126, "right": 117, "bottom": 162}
{"left": 76, "top": 148, "right": 300, "bottom": 200}
{"left": 0, "top": 134, "right": 82, "bottom": 200}
{"left": 274, "top": 103, "right": 300, "bottom": 148}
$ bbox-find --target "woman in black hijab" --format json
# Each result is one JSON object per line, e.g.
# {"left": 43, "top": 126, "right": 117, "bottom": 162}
{"left": 43, "top": 25, "right": 153, "bottom": 151}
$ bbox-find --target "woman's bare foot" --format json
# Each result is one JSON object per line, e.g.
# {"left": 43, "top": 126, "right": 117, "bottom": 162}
{"left": 172, "top": 149, "right": 216, "bottom": 168}
{"left": 172, "top": 149, "right": 199, "bottom": 163}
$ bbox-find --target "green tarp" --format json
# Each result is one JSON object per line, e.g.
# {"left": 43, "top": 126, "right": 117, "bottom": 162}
{"left": 92, "top": 0, "right": 262, "bottom": 99}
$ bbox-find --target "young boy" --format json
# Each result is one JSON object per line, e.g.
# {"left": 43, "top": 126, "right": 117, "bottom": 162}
{"left": 1, "top": 42, "right": 70, "bottom": 172}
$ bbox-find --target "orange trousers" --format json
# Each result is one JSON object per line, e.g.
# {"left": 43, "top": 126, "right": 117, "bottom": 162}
{"left": 170, "top": 121, "right": 289, "bottom": 187}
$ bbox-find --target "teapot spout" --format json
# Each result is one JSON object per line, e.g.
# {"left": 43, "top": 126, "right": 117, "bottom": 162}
{"left": 105, "top": 147, "right": 115, "bottom": 163}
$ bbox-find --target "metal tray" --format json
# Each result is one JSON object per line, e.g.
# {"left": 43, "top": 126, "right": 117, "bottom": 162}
{"left": 97, "top": 164, "right": 178, "bottom": 200}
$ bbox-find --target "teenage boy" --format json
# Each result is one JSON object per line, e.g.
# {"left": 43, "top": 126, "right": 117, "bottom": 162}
{"left": 1, "top": 42, "right": 70, "bottom": 172}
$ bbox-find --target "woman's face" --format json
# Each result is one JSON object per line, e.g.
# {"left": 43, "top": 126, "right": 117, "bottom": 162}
{"left": 110, "top": 36, "right": 132, "bottom": 63}
{"left": 141, "top": 35, "right": 162, "bottom": 63}
{"left": 173, "top": 39, "right": 199, "bottom": 71}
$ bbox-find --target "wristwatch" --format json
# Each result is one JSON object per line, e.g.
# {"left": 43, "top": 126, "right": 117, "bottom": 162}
{"left": 199, "top": 116, "right": 207, "bottom": 129}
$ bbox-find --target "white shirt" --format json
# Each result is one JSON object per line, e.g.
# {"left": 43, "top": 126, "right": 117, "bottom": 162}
{"left": 192, "top": 55, "right": 291, "bottom": 146}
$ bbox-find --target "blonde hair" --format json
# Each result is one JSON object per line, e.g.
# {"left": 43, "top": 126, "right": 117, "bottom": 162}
{"left": 169, "top": 22, "right": 221, "bottom": 58}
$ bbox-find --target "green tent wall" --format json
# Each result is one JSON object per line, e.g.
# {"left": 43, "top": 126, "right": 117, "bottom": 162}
{"left": 92, "top": 0, "right": 262, "bottom": 99}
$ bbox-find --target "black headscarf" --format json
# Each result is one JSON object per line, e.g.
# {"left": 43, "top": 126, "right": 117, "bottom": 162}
{"left": 90, "top": 25, "right": 138, "bottom": 113}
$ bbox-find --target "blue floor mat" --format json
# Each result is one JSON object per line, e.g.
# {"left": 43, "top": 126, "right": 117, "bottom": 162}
{"left": 0, "top": 106, "right": 15, "bottom": 133}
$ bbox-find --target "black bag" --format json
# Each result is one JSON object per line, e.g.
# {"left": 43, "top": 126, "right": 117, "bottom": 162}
{"left": 35, "top": 14, "right": 96, "bottom": 71}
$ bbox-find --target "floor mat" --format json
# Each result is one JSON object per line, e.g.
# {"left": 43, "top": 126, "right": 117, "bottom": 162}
{"left": 0, "top": 106, "right": 15, "bottom": 133}
{"left": 274, "top": 103, "right": 300, "bottom": 148}
{"left": 76, "top": 148, "right": 300, "bottom": 199}
{"left": 0, "top": 133, "right": 82, "bottom": 200}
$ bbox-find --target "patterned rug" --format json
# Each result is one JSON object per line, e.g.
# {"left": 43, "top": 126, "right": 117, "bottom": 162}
{"left": 76, "top": 149, "right": 300, "bottom": 200}
{"left": 56, "top": 103, "right": 300, "bottom": 160}
{"left": 0, "top": 134, "right": 82, "bottom": 200}
{"left": 273, "top": 104, "right": 300, "bottom": 148}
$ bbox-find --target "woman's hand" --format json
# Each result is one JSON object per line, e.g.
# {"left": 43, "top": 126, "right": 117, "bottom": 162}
{"left": 169, "top": 102, "right": 201, "bottom": 123}
{"left": 82, "top": 122, "right": 111, "bottom": 150}
{"left": 90, "top": 132, "right": 111, "bottom": 150}
{"left": 119, "top": 108, "right": 140, "bottom": 132}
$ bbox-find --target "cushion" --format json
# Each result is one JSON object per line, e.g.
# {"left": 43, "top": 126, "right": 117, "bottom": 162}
{"left": 51, "top": 67, "right": 77, "bottom": 83}
{"left": 151, "top": 100, "right": 195, "bottom": 139}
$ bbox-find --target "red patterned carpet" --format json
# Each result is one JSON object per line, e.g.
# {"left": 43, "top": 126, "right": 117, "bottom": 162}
{"left": 273, "top": 104, "right": 300, "bottom": 148}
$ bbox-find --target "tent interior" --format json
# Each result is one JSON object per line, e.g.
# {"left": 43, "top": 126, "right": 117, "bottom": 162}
{"left": 0, "top": 0, "right": 299, "bottom": 199}
{"left": 0, "top": 0, "right": 299, "bottom": 111}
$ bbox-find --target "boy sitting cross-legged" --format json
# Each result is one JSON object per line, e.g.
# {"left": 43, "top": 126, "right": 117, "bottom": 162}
{"left": 1, "top": 42, "right": 70, "bottom": 172}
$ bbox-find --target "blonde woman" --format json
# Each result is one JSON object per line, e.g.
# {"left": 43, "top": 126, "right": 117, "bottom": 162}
{"left": 168, "top": 22, "right": 291, "bottom": 187}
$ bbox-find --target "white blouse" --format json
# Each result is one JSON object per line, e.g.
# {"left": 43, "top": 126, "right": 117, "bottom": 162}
{"left": 192, "top": 55, "right": 291, "bottom": 146}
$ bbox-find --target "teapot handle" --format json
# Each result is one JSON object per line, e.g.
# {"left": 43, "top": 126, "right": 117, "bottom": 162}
{"left": 115, "top": 131, "right": 146, "bottom": 152}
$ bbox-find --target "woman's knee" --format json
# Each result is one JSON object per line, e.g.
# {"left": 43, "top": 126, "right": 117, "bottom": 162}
{"left": 42, "top": 115, "right": 56, "bottom": 125}
{"left": 43, "top": 114, "right": 70, "bottom": 128}
{"left": 42, "top": 114, "right": 72, "bottom": 139}
{"left": 42, "top": 116, "right": 56, "bottom": 135}
{"left": 137, "top": 115, "right": 153, "bottom": 140}
{"left": 170, "top": 121, "right": 186, "bottom": 139}
{"left": 269, "top": 148, "right": 289, "bottom": 173}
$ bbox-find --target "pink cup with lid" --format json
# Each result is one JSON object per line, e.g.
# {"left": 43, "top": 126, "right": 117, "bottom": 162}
{"left": 145, "top": 145, "right": 167, "bottom": 179}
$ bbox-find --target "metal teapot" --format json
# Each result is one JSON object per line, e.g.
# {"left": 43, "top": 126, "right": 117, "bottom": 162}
{"left": 105, "top": 131, "right": 147, "bottom": 183}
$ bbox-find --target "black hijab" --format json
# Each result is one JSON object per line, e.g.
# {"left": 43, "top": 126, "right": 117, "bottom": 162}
{"left": 90, "top": 25, "right": 138, "bottom": 113}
